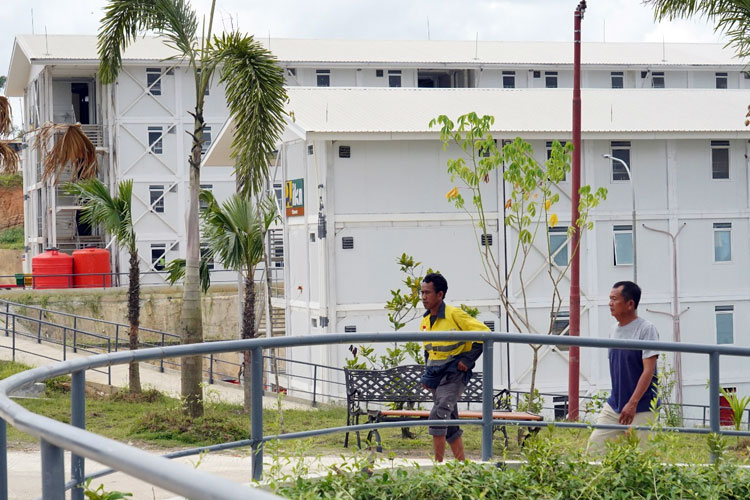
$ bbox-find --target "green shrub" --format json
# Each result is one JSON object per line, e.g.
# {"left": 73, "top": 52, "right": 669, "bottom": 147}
{"left": 0, "top": 174, "right": 22, "bottom": 188}
{"left": 0, "top": 226, "right": 23, "bottom": 249}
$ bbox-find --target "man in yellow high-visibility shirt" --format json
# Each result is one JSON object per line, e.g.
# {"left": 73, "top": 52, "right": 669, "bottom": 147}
{"left": 420, "top": 272, "right": 487, "bottom": 462}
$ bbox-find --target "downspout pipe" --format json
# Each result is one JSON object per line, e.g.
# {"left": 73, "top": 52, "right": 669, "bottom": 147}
{"left": 568, "top": 0, "right": 586, "bottom": 422}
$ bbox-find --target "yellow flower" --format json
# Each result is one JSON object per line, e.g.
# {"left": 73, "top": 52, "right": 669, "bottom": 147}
{"left": 446, "top": 187, "right": 459, "bottom": 200}
{"left": 545, "top": 199, "right": 551, "bottom": 211}
{"left": 549, "top": 213, "right": 559, "bottom": 228}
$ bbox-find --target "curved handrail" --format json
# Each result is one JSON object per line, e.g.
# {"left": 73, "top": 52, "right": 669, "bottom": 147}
{"left": 1, "top": 331, "right": 749, "bottom": 499}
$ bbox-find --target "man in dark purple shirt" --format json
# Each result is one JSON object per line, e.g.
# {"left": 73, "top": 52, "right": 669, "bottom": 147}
{"left": 587, "top": 281, "right": 659, "bottom": 454}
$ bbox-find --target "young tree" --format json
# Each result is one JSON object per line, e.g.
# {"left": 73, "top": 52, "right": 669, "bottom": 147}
{"left": 97, "top": 0, "right": 287, "bottom": 417}
{"left": 67, "top": 178, "right": 142, "bottom": 393}
{"left": 199, "top": 190, "right": 278, "bottom": 412}
{"left": 431, "top": 112, "right": 607, "bottom": 403}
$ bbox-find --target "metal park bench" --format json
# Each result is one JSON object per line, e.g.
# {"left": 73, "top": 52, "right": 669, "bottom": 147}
{"left": 344, "top": 364, "right": 543, "bottom": 451}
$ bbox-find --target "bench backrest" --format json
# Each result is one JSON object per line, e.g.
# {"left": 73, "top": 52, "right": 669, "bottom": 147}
{"left": 345, "top": 364, "right": 484, "bottom": 405}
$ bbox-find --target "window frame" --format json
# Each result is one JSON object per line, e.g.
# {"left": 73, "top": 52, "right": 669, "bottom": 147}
{"left": 613, "top": 224, "right": 634, "bottom": 266}
{"left": 715, "top": 305, "right": 734, "bottom": 344}
{"left": 711, "top": 140, "right": 730, "bottom": 180}
{"left": 610, "top": 141, "right": 632, "bottom": 182}
{"left": 716, "top": 72, "right": 728, "bottom": 89}
{"left": 611, "top": 71, "right": 624, "bottom": 89}
{"left": 713, "top": 222, "right": 732, "bottom": 263}
{"left": 387, "top": 70, "right": 402, "bottom": 88}
{"left": 502, "top": 71, "right": 515, "bottom": 89}
{"left": 651, "top": 71, "right": 665, "bottom": 88}
{"left": 544, "top": 71, "right": 558, "bottom": 89}
{"left": 146, "top": 67, "right": 162, "bottom": 96}
{"left": 149, "top": 185, "right": 165, "bottom": 213}
{"left": 316, "top": 69, "right": 331, "bottom": 87}
{"left": 148, "top": 126, "right": 163, "bottom": 155}
{"left": 150, "top": 243, "right": 167, "bottom": 271}
{"left": 551, "top": 311, "right": 570, "bottom": 351}
{"left": 201, "top": 125, "right": 212, "bottom": 155}
{"left": 549, "top": 226, "right": 569, "bottom": 267}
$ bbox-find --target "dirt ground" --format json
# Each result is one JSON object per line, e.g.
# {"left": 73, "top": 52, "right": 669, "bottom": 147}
{"left": 0, "top": 249, "right": 23, "bottom": 282}
{"left": 0, "top": 184, "right": 23, "bottom": 230}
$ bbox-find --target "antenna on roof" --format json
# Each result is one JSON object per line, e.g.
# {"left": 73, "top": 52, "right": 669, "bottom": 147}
{"left": 44, "top": 26, "right": 50, "bottom": 56}
{"left": 31, "top": 8, "right": 35, "bottom": 35}
{"left": 474, "top": 32, "right": 479, "bottom": 60}
{"left": 662, "top": 35, "right": 667, "bottom": 62}
{"left": 427, "top": 17, "right": 430, "bottom": 40}
{"left": 268, "top": 29, "right": 271, "bottom": 50}
{"left": 603, "top": 19, "right": 605, "bottom": 43}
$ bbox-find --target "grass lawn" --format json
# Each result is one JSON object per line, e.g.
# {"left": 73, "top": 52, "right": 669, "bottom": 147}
{"left": 3, "top": 360, "right": 749, "bottom": 465}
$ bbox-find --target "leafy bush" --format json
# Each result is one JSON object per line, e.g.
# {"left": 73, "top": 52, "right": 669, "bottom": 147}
{"left": 0, "top": 226, "right": 23, "bottom": 249}
{"left": 270, "top": 435, "right": 750, "bottom": 500}
{"left": 0, "top": 173, "right": 22, "bottom": 188}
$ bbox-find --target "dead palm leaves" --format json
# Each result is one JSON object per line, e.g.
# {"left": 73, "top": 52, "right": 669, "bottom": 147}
{"left": 0, "top": 96, "right": 19, "bottom": 174}
{"left": 35, "top": 123, "right": 98, "bottom": 184}
{"left": 0, "top": 96, "right": 12, "bottom": 137}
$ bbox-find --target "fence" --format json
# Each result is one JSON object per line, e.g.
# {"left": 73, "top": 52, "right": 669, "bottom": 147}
{"left": 2, "top": 331, "right": 750, "bottom": 500}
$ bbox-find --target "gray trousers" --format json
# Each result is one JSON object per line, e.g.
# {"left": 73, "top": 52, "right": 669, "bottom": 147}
{"left": 428, "top": 370, "right": 467, "bottom": 443}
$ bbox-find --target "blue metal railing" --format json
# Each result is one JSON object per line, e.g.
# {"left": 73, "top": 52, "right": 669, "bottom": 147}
{"left": 2, "top": 331, "right": 750, "bottom": 499}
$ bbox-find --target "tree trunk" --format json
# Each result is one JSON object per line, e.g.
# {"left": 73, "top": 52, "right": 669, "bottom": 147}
{"left": 180, "top": 113, "right": 204, "bottom": 418}
{"left": 127, "top": 249, "right": 141, "bottom": 394}
{"left": 529, "top": 346, "right": 539, "bottom": 409}
{"left": 242, "top": 274, "right": 256, "bottom": 413}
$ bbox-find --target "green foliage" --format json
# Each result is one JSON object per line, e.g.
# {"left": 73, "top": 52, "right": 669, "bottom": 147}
{"left": 164, "top": 257, "right": 212, "bottom": 292}
{"left": 720, "top": 387, "right": 750, "bottom": 432}
{"left": 516, "top": 389, "right": 543, "bottom": 414}
{"left": 459, "top": 304, "right": 479, "bottom": 318}
{"left": 655, "top": 357, "right": 683, "bottom": 427}
{"left": 0, "top": 360, "right": 31, "bottom": 380}
{"left": 0, "top": 173, "right": 21, "bottom": 187}
{"left": 82, "top": 479, "right": 132, "bottom": 499}
{"left": 385, "top": 253, "right": 436, "bottom": 332}
{"left": 0, "top": 226, "right": 23, "bottom": 249}
{"left": 582, "top": 390, "right": 608, "bottom": 423}
{"left": 66, "top": 179, "right": 135, "bottom": 252}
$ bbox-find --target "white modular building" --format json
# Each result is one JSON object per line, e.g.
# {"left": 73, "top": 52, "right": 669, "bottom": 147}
{"left": 8, "top": 35, "right": 750, "bottom": 417}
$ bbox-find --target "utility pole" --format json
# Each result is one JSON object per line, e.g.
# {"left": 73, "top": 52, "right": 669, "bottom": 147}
{"left": 568, "top": 0, "right": 586, "bottom": 422}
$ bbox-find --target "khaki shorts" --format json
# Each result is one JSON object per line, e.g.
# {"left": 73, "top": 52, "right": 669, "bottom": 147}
{"left": 587, "top": 402, "right": 653, "bottom": 454}
{"left": 428, "top": 370, "right": 467, "bottom": 443}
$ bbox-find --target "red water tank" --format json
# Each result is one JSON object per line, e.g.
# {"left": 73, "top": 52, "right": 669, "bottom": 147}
{"left": 32, "top": 248, "right": 74, "bottom": 289}
{"left": 73, "top": 248, "right": 111, "bottom": 288}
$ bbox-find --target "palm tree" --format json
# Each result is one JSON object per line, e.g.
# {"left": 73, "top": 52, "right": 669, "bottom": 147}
{"left": 97, "top": 0, "right": 287, "bottom": 417}
{"left": 647, "top": 1, "right": 750, "bottom": 57}
{"left": 200, "top": 190, "right": 278, "bottom": 412}
{"left": 67, "top": 178, "right": 142, "bottom": 393}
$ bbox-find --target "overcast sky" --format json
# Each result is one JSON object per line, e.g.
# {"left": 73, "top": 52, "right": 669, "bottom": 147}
{"left": 0, "top": 0, "right": 730, "bottom": 115}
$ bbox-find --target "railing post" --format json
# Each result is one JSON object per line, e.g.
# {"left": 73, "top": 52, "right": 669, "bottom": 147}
{"left": 115, "top": 324, "right": 120, "bottom": 352}
{"left": 73, "top": 316, "right": 78, "bottom": 353}
{"left": 62, "top": 327, "right": 67, "bottom": 361}
{"left": 482, "top": 340, "right": 494, "bottom": 462}
{"left": 3, "top": 302, "right": 8, "bottom": 337}
{"left": 709, "top": 351, "right": 720, "bottom": 463}
{"left": 107, "top": 339, "right": 112, "bottom": 385}
{"left": 312, "top": 365, "right": 318, "bottom": 408}
{"left": 37, "top": 309, "right": 43, "bottom": 344}
{"left": 41, "top": 439, "right": 65, "bottom": 500}
{"left": 11, "top": 316, "right": 15, "bottom": 362}
{"left": 1, "top": 419, "right": 7, "bottom": 500}
{"left": 209, "top": 354, "right": 214, "bottom": 384}
{"left": 251, "top": 347, "right": 264, "bottom": 481}
{"left": 71, "top": 371, "right": 86, "bottom": 500}
{"left": 160, "top": 332, "right": 165, "bottom": 373}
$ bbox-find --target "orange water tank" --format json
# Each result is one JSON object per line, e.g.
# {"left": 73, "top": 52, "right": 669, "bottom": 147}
{"left": 73, "top": 248, "right": 112, "bottom": 288}
{"left": 32, "top": 248, "right": 74, "bottom": 289}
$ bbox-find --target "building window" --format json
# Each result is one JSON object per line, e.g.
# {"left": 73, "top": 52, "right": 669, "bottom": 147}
{"left": 200, "top": 243, "right": 214, "bottom": 270}
{"left": 146, "top": 68, "right": 162, "bottom": 96}
{"left": 545, "top": 71, "right": 558, "bottom": 88}
{"left": 711, "top": 140, "right": 730, "bottom": 179}
{"left": 199, "top": 184, "right": 213, "bottom": 212}
{"left": 388, "top": 70, "right": 402, "bottom": 88}
{"left": 716, "top": 72, "right": 728, "bottom": 89}
{"left": 610, "top": 141, "right": 631, "bottom": 182}
{"left": 546, "top": 140, "right": 568, "bottom": 181}
{"left": 151, "top": 243, "right": 167, "bottom": 271}
{"left": 716, "top": 305, "right": 734, "bottom": 344}
{"left": 316, "top": 69, "right": 330, "bottom": 87}
{"left": 502, "top": 71, "right": 515, "bottom": 89}
{"left": 713, "top": 222, "right": 732, "bottom": 262}
{"left": 201, "top": 125, "right": 212, "bottom": 155}
{"left": 611, "top": 71, "right": 624, "bottom": 89}
{"left": 652, "top": 71, "right": 665, "bottom": 88}
{"left": 148, "top": 126, "right": 163, "bottom": 155}
{"left": 549, "top": 226, "right": 568, "bottom": 267}
{"left": 149, "top": 185, "right": 165, "bottom": 213}
{"left": 376, "top": 69, "right": 384, "bottom": 77}
{"left": 552, "top": 311, "right": 570, "bottom": 351}
{"left": 613, "top": 225, "right": 633, "bottom": 266}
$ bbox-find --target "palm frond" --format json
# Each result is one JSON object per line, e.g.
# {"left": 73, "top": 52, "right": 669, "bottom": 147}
{"left": 0, "top": 141, "right": 19, "bottom": 174}
{"left": 646, "top": 0, "right": 750, "bottom": 57}
{"left": 0, "top": 96, "right": 13, "bottom": 136}
{"left": 36, "top": 124, "right": 98, "bottom": 184}
{"left": 66, "top": 178, "right": 136, "bottom": 251}
{"left": 210, "top": 32, "right": 288, "bottom": 196}
{"left": 98, "top": 0, "right": 198, "bottom": 84}
{"left": 164, "top": 257, "right": 212, "bottom": 292}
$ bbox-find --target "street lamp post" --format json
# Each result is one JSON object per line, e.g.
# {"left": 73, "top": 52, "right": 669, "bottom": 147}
{"left": 603, "top": 154, "right": 637, "bottom": 283}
